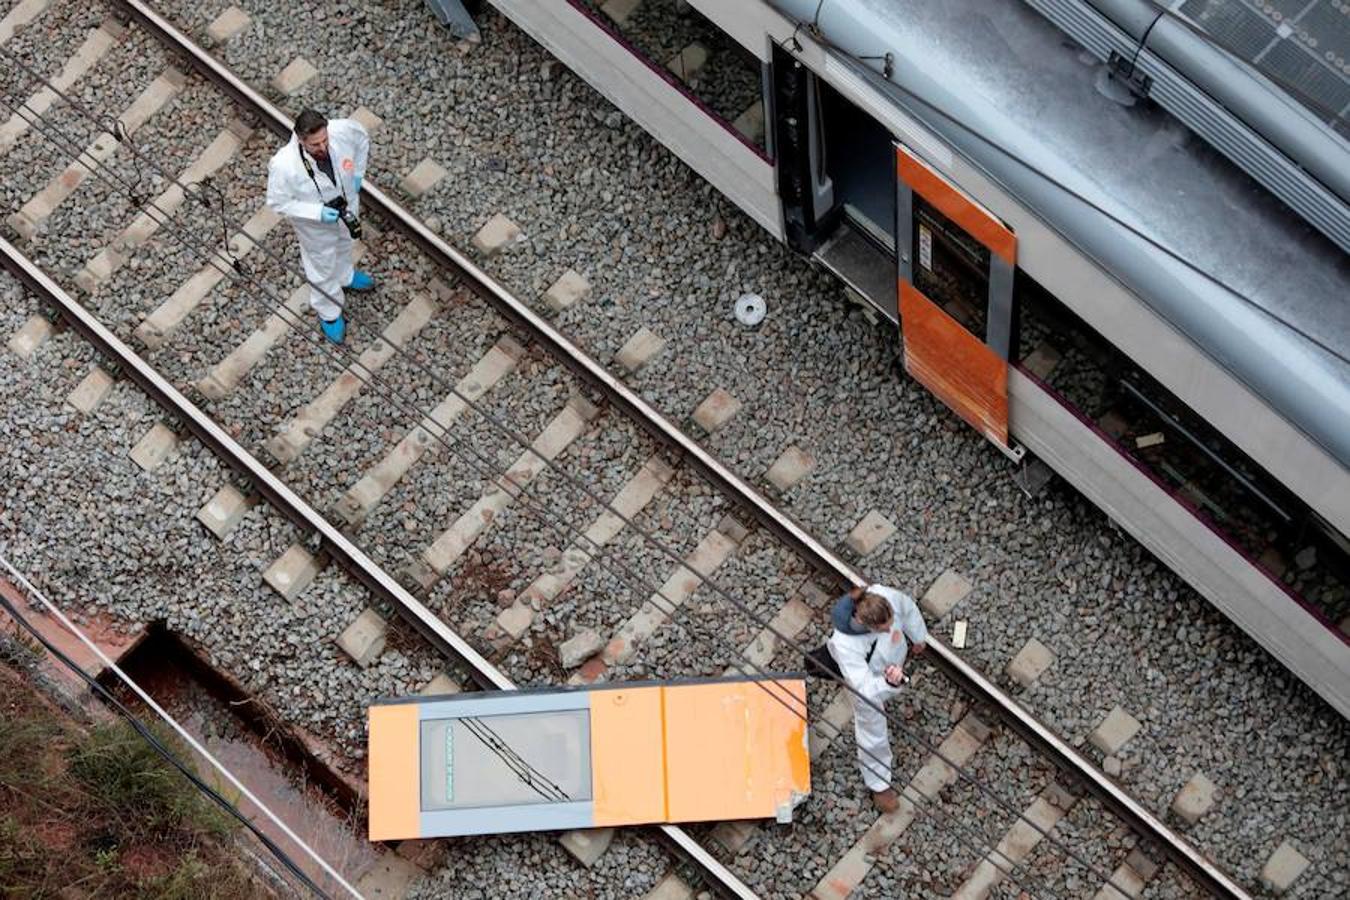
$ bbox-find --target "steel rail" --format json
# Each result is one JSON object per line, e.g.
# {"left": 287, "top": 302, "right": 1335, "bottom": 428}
{"left": 101, "top": 2, "right": 1246, "bottom": 896}
{"left": 0, "top": 234, "right": 756, "bottom": 900}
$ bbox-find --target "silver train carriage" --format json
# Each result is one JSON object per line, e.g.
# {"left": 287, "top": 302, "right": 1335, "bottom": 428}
{"left": 483, "top": 0, "right": 1350, "bottom": 717}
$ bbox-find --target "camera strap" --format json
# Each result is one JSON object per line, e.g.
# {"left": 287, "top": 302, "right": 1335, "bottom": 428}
{"left": 297, "top": 142, "right": 347, "bottom": 207}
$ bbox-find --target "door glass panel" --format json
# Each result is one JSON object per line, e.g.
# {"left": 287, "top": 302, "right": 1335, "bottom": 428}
{"left": 912, "top": 193, "right": 990, "bottom": 337}
{"left": 419, "top": 710, "right": 592, "bottom": 811}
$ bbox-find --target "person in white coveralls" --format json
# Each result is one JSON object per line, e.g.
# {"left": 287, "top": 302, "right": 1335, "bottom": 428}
{"left": 265, "top": 109, "right": 373, "bottom": 344}
{"left": 825, "top": 583, "right": 929, "bottom": 813}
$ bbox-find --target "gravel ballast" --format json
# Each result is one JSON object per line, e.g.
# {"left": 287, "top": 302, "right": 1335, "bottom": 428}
{"left": 1, "top": 0, "right": 1345, "bottom": 895}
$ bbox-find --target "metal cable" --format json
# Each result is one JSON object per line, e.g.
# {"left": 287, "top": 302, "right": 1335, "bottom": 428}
{"left": 0, "top": 51, "right": 1143, "bottom": 897}
{"left": 0, "top": 552, "right": 341, "bottom": 900}
{"left": 0, "top": 90, "right": 1065, "bottom": 900}
{"left": 783, "top": 15, "right": 1350, "bottom": 370}
{"left": 0, "top": 58, "right": 1121, "bottom": 898}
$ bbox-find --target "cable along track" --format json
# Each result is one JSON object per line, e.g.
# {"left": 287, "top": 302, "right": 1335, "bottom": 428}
{"left": 0, "top": 0, "right": 1251, "bottom": 896}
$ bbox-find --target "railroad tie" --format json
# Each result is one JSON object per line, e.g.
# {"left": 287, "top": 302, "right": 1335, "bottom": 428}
{"left": 7, "top": 68, "right": 186, "bottom": 240}
{"left": 406, "top": 394, "right": 600, "bottom": 590}
{"left": 642, "top": 872, "right": 693, "bottom": 900}
{"left": 134, "top": 203, "right": 283, "bottom": 349}
{"left": 568, "top": 514, "right": 747, "bottom": 685}
{"left": 264, "top": 289, "right": 440, "bottom": 465}
{"left": 333, "top": 335, "right": 524, "bottom": 528}
{"left": 7, "top": 315, "right": 55, "bottom": 359}
{"left": 196, "top": 241, "right": 370, "bottom": 400}
{"left": 1092, "top": 848, "right": 1158, "bottom": 900}
{"left": 76, "top": 119, "right": 251, "bottom": 293}
{"left": 0, "top": 0, "right": 51, "bottom": 47}
{"left": 810, "top": 714, "right": 992, "bottom": 900}
{"left": 950, "top": 781, "right": 1077, "bottom": 900}
{"left": 489, "top": 453, "right": 674, "bottom": 648}
{"left": 0, "top": 20, "right": 123, "bottom": 159}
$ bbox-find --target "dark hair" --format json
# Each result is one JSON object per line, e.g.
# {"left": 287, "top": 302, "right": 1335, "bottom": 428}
{"left": 293, "top": 109, "right": 327, "bottom": 138}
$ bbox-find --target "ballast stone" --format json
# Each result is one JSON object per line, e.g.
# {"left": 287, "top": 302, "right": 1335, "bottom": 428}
{"left": 1090, "top": 706, "right": 1142, "bottom": 756}
{"left": 272, "top": 57, "right": 318, "bottom": 96}
{"left": 845, "top": 510, "right": 896, "bottom": 556}
{"left": 559, "top": 629, "right": 604, "bottom": 669}
{"left": 1007, "top": 637, "right": 1054, "bottom": 688}
{"left": 471, "top": 213, "right": 522, "bottom": 255}
{"left": 543, "top": 268, "right": 591, "bottom": 311}
{"left": 196, "top": 484, "right": 252, "bottom": 539}
{"left": 206, "top": 6, "right": 251, "bottom": 43}
{"left": 1260, "top": 841, "right": 1309, "bottom": 895}
{"left": 337, "top": 608, "right": 388, "bottom": 668}
{"left": 129, "top": 423, "right": 180, "bottom": 472}
{"left": 1171, "top": 773, "right": 1217, "bottom": 825}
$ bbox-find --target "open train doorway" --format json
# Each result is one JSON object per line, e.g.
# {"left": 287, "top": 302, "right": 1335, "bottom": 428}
{"left": 771, "top": 44, "right": 899, "bottom": 320}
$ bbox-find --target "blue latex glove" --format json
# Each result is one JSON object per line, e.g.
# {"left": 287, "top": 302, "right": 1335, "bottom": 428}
{"left": 320, "top": 207, "right": 339, "bottom": 223}
{"left": 353, "top": 173, "right": 363, "bottom": 193}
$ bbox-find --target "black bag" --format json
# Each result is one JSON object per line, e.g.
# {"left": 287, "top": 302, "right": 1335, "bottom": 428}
{"left": 804, "top": 636, "right": 877, "bottom": 680}
{"left": 804, "top": 643, "right": 842, "bottom": 680}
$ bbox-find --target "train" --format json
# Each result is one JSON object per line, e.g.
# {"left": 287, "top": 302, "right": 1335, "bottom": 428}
{"left": 482, "top": 0, "right": 1350, "bottom": 717}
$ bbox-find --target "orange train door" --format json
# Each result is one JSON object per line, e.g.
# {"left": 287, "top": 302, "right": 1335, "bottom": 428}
{"left": 895, "top": 145, "right": 1019, "bottom": 453}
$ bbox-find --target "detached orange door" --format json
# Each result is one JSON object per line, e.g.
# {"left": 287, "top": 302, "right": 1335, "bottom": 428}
{"left": 895, "top": 146, "right": 1016, "bottom": 448}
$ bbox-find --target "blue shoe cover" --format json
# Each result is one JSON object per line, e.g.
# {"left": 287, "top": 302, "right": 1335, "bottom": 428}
{"left": 320, "top": 315, "right": 346, "bottom": 344}
{"left": 347, "top": 270, "right": 375, "bottom": 291}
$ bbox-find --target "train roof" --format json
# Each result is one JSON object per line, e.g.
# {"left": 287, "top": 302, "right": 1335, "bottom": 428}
{"left": 791, "top": 0, "right": 1350, "bottom": 468}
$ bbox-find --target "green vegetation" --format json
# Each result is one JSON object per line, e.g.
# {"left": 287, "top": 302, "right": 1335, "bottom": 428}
{"left": 0, "top": 668, "right": 271, "bottom": 899}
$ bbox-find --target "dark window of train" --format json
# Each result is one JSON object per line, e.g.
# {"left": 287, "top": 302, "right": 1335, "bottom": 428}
{"left": 570, "top": 0, "right": 769, "bottom": 152}
{"left": 1014, "top": 271, "right": 1350, "bottom": 626}
{"left": 911, "top": 194, "right": 989, "bottom": 339}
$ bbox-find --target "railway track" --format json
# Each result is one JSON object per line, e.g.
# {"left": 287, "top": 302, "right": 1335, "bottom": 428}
{"left": 0, "top": 1, "right": 1255, "bottom": 897}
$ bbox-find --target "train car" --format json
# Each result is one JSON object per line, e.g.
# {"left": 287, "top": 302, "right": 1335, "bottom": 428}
{"left": 367, "top": 676, "right": 810, "bottom": 839}
{"left": 483, "top": 0, "right": 1350, "bottom": 716}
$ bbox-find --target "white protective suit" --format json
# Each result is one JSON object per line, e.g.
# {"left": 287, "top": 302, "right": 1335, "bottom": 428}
{"left": 827, "top": 584, "right": 929, "bottom": 792}
{"left": 265, "top": 118, "right": 370, "bottom": 321}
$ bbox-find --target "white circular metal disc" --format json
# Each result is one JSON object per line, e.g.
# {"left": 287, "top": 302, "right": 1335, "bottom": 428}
{"left": 735, "top": 293, "right": 767, "bottom": 327}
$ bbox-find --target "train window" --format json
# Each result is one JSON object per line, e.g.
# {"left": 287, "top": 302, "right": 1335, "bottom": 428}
{"left": 571, "top": 0, "right": 769, "bottom": 152}
{"left": 1015, "top": 270, "right": 1350, "bottom": 627}
{"left": 911, "top": 193, "right": 990, "bottom": 338}
{"left": 418, "top": 710, "right": 592, "bottom": 811}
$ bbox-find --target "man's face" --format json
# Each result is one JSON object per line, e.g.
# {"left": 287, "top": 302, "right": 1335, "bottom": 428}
{"left": 300, "top": 126, "right": 329, "bottom": 159}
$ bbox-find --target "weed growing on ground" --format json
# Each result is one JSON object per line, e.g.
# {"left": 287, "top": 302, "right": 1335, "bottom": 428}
{"left": 0, "top": 667, "right": 271, "bottom": 898}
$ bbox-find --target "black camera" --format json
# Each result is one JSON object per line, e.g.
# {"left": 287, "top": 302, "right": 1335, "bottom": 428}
{"left": 324, "top": 195, "right": 363, "bottom": 240}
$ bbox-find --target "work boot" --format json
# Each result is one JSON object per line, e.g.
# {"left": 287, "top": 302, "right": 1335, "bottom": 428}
{"left": 871, "top": 788, "right": 899, "bottom": 814}
{"left": 346, "top": 270, "right": 375, "bottom": 291}
{"left": 320, "top": 315, "right": 346, "bottom": 345}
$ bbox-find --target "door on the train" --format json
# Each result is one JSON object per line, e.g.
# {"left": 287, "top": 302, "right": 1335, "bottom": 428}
{"left": 894, "top": 144, "right": 1020, "bottom": 454}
